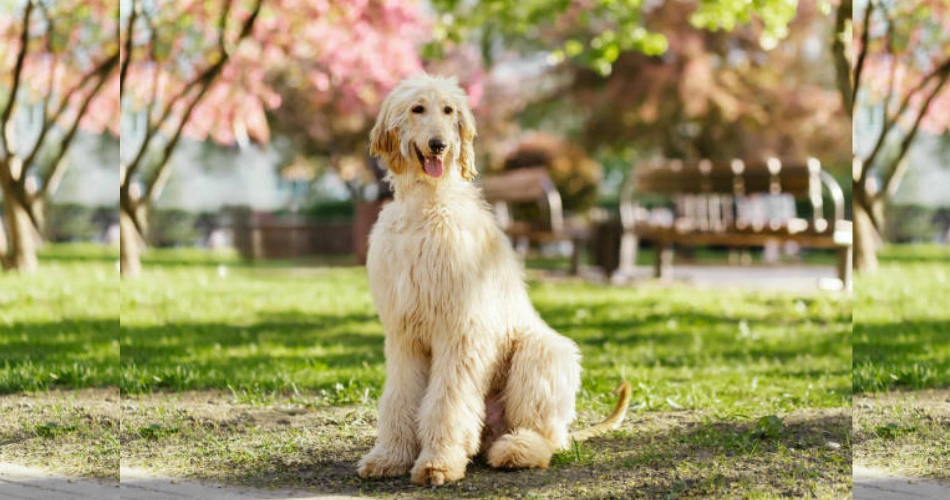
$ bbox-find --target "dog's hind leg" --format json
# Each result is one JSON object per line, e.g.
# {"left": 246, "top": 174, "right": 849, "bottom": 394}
{"left": 358, "top": 336, "right": 429, "bottom": 478}
{"left": 486, "top": 327, "right": 581, "bottom": 469}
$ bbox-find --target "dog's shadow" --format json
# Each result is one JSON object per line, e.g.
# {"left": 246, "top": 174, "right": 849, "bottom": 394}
{"left": 217, "top": 408, "right": 851, "bottom": 499}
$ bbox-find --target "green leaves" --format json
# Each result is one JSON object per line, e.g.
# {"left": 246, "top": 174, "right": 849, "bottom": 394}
{"left": 430, "top": 0, "right": 795, "bottom": 74}
{"left": 690, "top": 0, "right": 798, "bottom": 50}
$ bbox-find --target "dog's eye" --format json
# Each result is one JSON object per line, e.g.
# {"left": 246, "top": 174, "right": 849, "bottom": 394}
{"left": 411, "top": 105, "right": 425, "bottom": 114}
{"left": 444, "top": 106, "right": 453, "bottom": 114}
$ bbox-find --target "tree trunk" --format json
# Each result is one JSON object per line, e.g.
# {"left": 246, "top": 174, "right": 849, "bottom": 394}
{"left": 853, "top": 196, "right": 879, "bottom": 274}
{"left": 0, "top": 197, "right": 39, "bottom": 273}
{"left": 120, "top": 208, "right": 143, "bottom": 278}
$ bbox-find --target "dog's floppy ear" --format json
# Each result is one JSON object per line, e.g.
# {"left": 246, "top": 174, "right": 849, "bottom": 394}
{"left": 369, "top": 99, "right": 408, "bottom": 175}
{"left": 457, "top": 100, "right": 478, "bottom": 180}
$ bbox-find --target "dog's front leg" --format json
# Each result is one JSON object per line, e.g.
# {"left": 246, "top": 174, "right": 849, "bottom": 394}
{"left": 358, "top": 336, "right": 429, "bottom": 478}
{"left": 411, "top": 338, "right": 493, "bottom": 486}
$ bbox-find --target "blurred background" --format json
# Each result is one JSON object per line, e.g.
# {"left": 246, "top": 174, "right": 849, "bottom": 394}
{"left": 0, "top": 0, "right": 946, "bottom": 279}
{"left": 0, "top": 0, "right": 863, "bottom": 279}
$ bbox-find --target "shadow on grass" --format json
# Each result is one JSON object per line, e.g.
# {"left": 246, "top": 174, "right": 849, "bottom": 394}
{"left": 138, "top": 254, "right": 359, "bottom": 269}
{"left": 120, "top": 311, "right": 384, "bottom": 393}
{"left": 0, "top": 319, "right": 120, "bottom": 394}
{"left": 218, "top": 410, "right": 850, "bottom": 499}
{"left": 853, "top": 320, "right": 950, "bottom": 393}
{"left": 120, "top": 299, "right": 849, "bottom": 395}
{"left": 540, "top": 303, "right": 849, "bottom": 368}
{"left": 121, "top": 308, "right": 846, "bottom": 394}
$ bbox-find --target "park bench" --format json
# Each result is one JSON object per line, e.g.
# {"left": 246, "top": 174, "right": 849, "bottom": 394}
{"left": 480, "top": 167, "right": 589, "bottom": 274}
{"left": 617, "top": 158, "right": 853, "bottom": 287}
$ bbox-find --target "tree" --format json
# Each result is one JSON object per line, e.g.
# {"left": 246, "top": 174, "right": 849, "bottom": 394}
{"left": 426, "top": 1, "right": 846, "bottom": 185}
{"left": 0, "top": 0, "right": 119, "bottom": 272}
{"left": 119, "top": 0, "right": 430, "bottom": 276}
{"left": 429, "top": 0, "right": 799, "bottom": 74}
{"left": 843, "top": 0, "right": 950, "bottom": 272}
{"left": 536, "top": 1, "right": 848, "bottom": 165}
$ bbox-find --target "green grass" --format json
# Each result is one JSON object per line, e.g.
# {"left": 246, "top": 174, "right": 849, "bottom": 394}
{"left": 853, "top": 244, "right": 950, "bottom": 393}
{"left": 0, "top": 244, "right": 119, "bottom": 394}
{"left": 0, "top": 244, "right": 854, "bottom": 494}
{"left": 120, "top": 253, "right": 852, "bottom": 416}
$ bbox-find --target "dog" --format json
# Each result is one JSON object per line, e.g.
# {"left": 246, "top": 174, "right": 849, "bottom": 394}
{"left": 357, "top": 74, "right": 630, "bottom": 486}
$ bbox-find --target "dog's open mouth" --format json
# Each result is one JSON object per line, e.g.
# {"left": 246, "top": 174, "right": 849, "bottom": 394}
{"left": 414, "top": 143, "right": 444, "bottom": 178}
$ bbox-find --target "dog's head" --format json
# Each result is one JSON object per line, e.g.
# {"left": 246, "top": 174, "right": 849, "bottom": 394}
{"left": 370, "top": 74, "right": 477, "bottom": 182}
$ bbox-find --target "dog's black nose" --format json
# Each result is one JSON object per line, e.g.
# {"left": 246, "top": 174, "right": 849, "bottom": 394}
{"left": 428, "top": 138, "right": 446, "bottom": 154}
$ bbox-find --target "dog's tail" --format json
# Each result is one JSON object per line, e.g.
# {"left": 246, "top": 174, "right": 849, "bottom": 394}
{"left": 568, "top": 381, "right": 632, "bottom": 444}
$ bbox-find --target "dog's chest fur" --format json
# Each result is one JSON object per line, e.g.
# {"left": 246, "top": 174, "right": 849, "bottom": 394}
{"left": 367, "top": 186, "right": 514, "bottom": 345}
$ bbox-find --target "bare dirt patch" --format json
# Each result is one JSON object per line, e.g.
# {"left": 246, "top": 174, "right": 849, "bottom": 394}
{"left": 853, "top": 390, "right": 950, "bottom": 479}
{"left": 121, "top": 391, "right": 851, "bottom": 499}
{"left": 0, "top": 388, "right": 119, "bottom": 479}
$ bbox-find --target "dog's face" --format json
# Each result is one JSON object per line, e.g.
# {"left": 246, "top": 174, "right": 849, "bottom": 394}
{"left": 370, "top": 75, "right": 477, "bottom": 182}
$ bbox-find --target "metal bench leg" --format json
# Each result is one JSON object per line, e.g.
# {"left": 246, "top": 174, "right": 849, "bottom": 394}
{"left": 654, "top": 243, "right": 673, "bottom": 280}
{"left": 569, "top": 237, "right": 583, "bottom": 276}
{"left": 837, "top": 245, "right": 853, "bottom": 291}
{"left": 618, "top": 232, "right": 638, "bottom": 277}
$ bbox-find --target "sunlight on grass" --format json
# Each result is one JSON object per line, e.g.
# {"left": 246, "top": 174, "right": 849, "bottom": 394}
{"left": 119, "top": 249, "right": 851, "bottom": 417}
{"left": 853, "top": 245, "right": 950, "bottom": 392}
{"left": 0, "top": 244, "right": 119, "bottom": 393}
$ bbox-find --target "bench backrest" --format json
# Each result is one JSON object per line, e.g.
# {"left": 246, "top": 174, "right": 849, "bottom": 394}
{"left": 623, "top": 157, "right": 846, "bottom": 231}
{"left": 633, "top": 158, "right": 818, "bottom": 196}
{"left": 480, "top": 167, "right": 564, "bottom": 234}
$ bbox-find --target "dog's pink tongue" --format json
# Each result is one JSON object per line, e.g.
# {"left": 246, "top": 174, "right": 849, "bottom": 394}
{"left": 423, "top": 156, "right": 444, "bottom": 178}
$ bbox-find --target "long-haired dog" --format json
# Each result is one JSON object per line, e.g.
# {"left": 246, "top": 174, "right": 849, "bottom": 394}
{"left": 357, "top": 74, "right": 631, "bottom": 486}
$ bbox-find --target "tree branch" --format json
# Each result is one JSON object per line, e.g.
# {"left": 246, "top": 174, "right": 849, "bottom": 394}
{"left": 880, "top": 67, "right": 950, "bottom": 198}
{"left": 851, "top": 0, "right": 873, "bottom": 108}
{"left": 120, "top": 0, "right": 138, "bottom": 91}
{"left": 143, "top": 0, "right": 264, "bottom": 204}
{"left": 881, "top": 15, "right": 897, "bottom": 120}
{"left": 140, "top": 7, "right": 161, "bottom": 126}
{"left": 20, "top": 52, "right": 118, "bottom": 179}
{"left": 858, "top": 56, "right": 950, "bottom": 190}
{"left": 30, "top": 1, "right": 58, "bottom": 163}
{"left": 0, "top": 0, "right": 35, "bottom": 160}
{"left": 832, "top": 0, "right": 853, "bottom": 115}
{"left": 143, "top": 73, "right": 220, "bottom": 204}
{"left": 35, "top": 53, "right": 119, "bottom": 202}
{"left": 121, "top": 0, "right": 242, "bottom": 190}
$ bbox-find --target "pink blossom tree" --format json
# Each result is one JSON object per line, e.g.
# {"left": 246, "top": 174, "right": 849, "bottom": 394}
{"left": 843, "top": 0, "right": 950, "bottom": 272}
{"left": 119, "top": 0, "right": 430, "bottom": 276}
{"left": 0, "top": 0, "right": 119, "bottom": 272}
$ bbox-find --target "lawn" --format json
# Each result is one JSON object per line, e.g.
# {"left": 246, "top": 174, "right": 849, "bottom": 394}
{"left": 0, "top": 244, "right": 119, "bottom": 478}
{"left": 117, "top": 246, "right": 852, "bottom": 498}
{"left": 0, "top": 244, "right": 119, "bottom": 393}
{"left": 852, "top": 245, "right": 950, "bottom": 392}
{"left": 0, "top": 244, "right": 853, "bottom": 496}
{"left": 852, "top": 244, "right": 950, "bottom": 479}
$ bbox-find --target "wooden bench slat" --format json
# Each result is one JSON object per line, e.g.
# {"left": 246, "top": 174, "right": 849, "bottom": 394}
{"left": 482, "top": 167, "right": 552, "bottom": 203}
{"left": 619, "top": 157, "right": 852, "bottom": 288}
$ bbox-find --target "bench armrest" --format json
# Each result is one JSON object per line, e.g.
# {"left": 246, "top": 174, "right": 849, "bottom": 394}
{"left": 817, "top": 169, "right": 846, "bottom": 227}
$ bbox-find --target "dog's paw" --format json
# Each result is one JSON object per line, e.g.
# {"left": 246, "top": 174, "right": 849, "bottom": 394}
{"left": 357, "top": 448, "right": 414, "bottom": 478}
{"left": 410, "top": 456, "right": 466, "bottom": 486}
